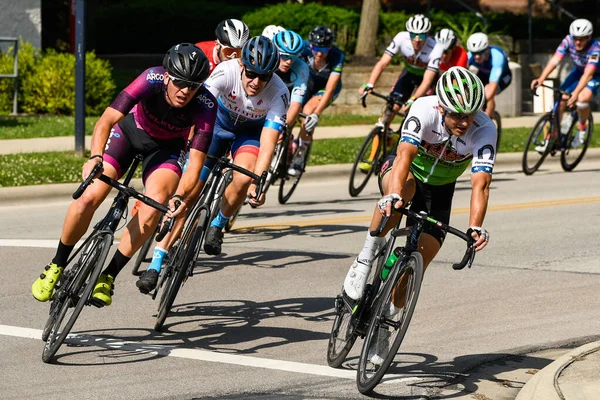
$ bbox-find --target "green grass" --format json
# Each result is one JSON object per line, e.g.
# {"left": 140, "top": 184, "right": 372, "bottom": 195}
{"left": 0, "top": 116, "right": 99, "bottom": 140}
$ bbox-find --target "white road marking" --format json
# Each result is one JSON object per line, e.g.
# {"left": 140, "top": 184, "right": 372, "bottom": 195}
{"left": 0, "top": 239, "right": 120, "bottom": 249}
{"left": 0, "top": 324, "right": 422, "bottom": 384}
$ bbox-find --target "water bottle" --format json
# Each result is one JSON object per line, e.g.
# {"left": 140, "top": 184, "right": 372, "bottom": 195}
{"left": 381, "top": 247, "right": 402, "bottom": 280}
{"left": 560, "top": 112, "right": 574, "bottom": 135}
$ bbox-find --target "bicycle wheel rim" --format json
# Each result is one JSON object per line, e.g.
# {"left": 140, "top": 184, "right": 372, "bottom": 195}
{"left": 561, "top": 114, "right": 593, "bottom": 171}
{"left": 327, "top": 295, "right": 358, "bottom": 368}
{"left": 278, "top": 144, "right": 310, "bottom": 204}
{"left": 42, "top": 233, "right": 111, "bottom": 363}
{"left": 356, "top": 253, "right": 423, "bottom": 394}
{"left": 155, "top": 209, "right": 206, "bottom": 331}
{"left": 522, "top": 113, "right": 553, "bottom": 175}
{"left": 349, "top": 128, "right": 381, "bottom": 197}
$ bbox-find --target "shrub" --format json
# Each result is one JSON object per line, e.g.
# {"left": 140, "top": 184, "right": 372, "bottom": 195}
{"left": 0, "top": 44, "right": 116, "bottom": 116}
{"left": 243, "top": 3, "right": 360, "bottom": 54}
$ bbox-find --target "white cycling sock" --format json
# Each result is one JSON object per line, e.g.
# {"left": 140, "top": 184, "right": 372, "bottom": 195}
{"left": 358, "top": 232, "right": 386, "bottom": 264}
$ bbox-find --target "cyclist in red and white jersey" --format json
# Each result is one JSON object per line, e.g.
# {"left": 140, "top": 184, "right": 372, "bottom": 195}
{"left": 436, "top": 29, "right": 468, "bottom": 73}
{"left": 196, "top": 19, "right": 250, "bottom": 74}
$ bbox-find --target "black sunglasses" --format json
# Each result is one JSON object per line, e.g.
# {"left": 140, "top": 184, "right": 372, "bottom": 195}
{"left": 169, "top": 76, "right": 202, "bottom": 91}
{"left": 244, "top": 67, "right": 272, "bottom": 82}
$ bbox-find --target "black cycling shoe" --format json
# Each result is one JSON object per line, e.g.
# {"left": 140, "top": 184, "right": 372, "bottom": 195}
{"left": 204, "top": 226, "right": 224, "bottom": 256}
{"left": 136, "top": 269, "right": 159, "bottom": 294}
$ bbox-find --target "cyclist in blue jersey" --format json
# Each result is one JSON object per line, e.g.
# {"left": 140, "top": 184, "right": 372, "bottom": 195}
{"left": 273, "top": 30, "right": 309, "bottom": 128}
{"left": 466, "top": 32, "right": 512, "bottom": 120}
{"left": 531, "top": 18, "right": 600, "bottom": 148}
{"left": 288, "top": 26, "right": 344, "bottom": 176}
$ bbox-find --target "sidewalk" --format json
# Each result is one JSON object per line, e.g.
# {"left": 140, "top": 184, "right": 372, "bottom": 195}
{"left": 2, "top": 112, "right": 600, "bottom": 155}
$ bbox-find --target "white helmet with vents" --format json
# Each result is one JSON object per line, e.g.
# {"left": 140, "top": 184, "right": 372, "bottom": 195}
{"left": 262, "top": 25, "right": 285, "bottom": 40}
{"left": 406, "top": 14, "right": 431, "bottom": 34}
{"left": 436, "top": 66, "right": 485, "bottom": 114}
{"left": 215, "top": 19, "right": 250, "bottom": 49}
{"left": 435, "top": 28, "right": 457, "bottom": 50}
{"left": 467, "top": 32, "right": 489, "bottom": 53}
{"left": 569, "top": 19, "right": 593, "bottom": 38}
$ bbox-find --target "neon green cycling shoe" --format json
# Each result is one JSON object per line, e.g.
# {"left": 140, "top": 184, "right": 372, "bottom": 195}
{"left": 91, "top": 274, "right": 114, "bottom": 307}
{"left": 32, "top": 263, "right": 63, "bottom": 302}
{"left": 358, "top": 162, "right": 372, "bottom": 174}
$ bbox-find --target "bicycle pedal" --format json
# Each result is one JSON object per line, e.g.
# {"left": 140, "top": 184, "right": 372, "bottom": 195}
{"left": 88, "top": 297, "right": 106, "bottom": 308}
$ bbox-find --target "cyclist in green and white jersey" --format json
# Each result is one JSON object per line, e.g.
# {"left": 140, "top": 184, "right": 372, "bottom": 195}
{"left": 343, "top": 68, "right": 495, "bottom": 328}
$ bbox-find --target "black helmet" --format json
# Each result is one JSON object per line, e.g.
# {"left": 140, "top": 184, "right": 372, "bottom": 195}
{"left": 215, "top": 19, "right": 250, "bottom": 49}
{"left": 162, "top": 43, "right": 210, "bottom": 83}
{"left": 309, "top": 26, "right": 334, "bottom": 47}
{"left": 241, "top": 36, "right": 280, "bottom": 75}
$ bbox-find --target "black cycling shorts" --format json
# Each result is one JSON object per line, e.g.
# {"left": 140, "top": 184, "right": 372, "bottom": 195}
{"left": 378, "top": 153, "right": 456, "bottom": 245}
{"left": 390, "top": 70, "right": 423, "bottom": 104}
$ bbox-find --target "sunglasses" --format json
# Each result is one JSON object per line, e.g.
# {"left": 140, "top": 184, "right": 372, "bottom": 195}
{"left": 220, "top": 46, "right": 241, "bottom": 60}
{"left": 446, "top": 110, "right": 477, "bottom": 120}
{"left": 472, "top": 49, "right": 487, "bottom": 56}
{"left": 410, "top": 33, "right": 427, "bottom": 40}
{"left": 310, "top": 44, "right": 331, "bottom": 54}
{"left": 169, "top": 76, "right": 202, "bottom": 91}
{"left": 280, "top": 54, "right": 293, "bottom": 61}
{"left": 244, "top": 67, "right": 272, "bottom": 82}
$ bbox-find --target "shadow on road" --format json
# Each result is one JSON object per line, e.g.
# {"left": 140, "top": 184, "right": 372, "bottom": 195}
{"left": 225, "top": 223, "right": 368, "bottom": 244}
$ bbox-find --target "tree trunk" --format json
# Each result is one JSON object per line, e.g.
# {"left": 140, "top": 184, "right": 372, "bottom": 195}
{"left": 354, "top": 0, "right": 381, "bottom": 58}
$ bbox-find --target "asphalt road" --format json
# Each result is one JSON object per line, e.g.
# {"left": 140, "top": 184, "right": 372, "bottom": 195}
{"left": 1, "top": 157, "right": 599, "bottom": 400}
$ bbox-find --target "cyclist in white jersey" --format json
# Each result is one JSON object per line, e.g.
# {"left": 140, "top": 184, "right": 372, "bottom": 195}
{"left": 359, "top": 14, "right": 444, "bottom": 116}
{"left": 343, "top": 69, "right": 495, "bottom": 353}
{"left": 201, "top": 36, "right": 289, "bottom": 256}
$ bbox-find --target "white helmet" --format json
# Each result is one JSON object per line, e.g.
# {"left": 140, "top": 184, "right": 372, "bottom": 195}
{"left": 570, "top": 19, "right": 593, "bottom": 38}
{"left": 467, "top": 32, "right": 489, "bottom": 53}
{"left": 435, "top": 28, "right": 457, "bottom": 51}
{"left": 262, "top": 25, "right": 285, "bottom": 40}
{"left": 436, "top": 67, "right": 485, "bottom": 114}
{"left": 406, "top": 14, "right": 431, "bottom": 34}
{"left": 215, "top": 19, "right": 250, "bottom": 49}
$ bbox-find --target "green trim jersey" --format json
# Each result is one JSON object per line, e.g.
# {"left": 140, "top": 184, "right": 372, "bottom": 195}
{"left": 399, "top": 96, "right": 497, "bottom": 186}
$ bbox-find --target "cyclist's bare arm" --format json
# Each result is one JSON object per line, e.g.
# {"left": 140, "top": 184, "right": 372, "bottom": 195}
{"left": 248, "top": 126, "right": 279, "bottom": 206}
{"left": 85, "top": 107, "right": 125, "bottom": 178}
{"left": 168, "top": 148, "right": 207, "bottom": 218}
{"left": 286, "top": 101, "right": 303, "bottom": 127}
{"left": 532, "top": 54, "right": 562, "bottom": 89}
{"left": 360, "top": 53, "right": 393, "bottom": 95}
{"left": 411, "top": 69, "right": 437, "bottom": 101}
{"left": 386, "top": 142, "right": 418, "bottom": 204}
{"left": 469, "top": 172, "right": 492, "bottom": 250}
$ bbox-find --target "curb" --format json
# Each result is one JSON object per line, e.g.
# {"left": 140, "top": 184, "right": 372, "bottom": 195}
{"left": 1, "top": 149, "right": 599, "bottom": 204}
{"left": 515, "top": 341, "right": 600, "bottom": 400}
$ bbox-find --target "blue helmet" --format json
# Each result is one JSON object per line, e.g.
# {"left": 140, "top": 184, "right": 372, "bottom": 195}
{"left": 241, "top": 36, "right": 280, "bottom": 75}
{"left": 273, "top": 30, "right": 304, "bottom": 56}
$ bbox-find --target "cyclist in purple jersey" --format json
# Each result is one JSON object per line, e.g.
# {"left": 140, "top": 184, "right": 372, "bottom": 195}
{"left": 531, "top": 19, "right": 600, "bottom": 148}
{"left": 31, "top": 43, "right": 217, "bottom": 306}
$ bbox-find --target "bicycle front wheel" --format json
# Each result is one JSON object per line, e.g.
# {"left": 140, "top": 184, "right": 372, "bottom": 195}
{"left": 561, "top": 113, "right": 593, "bottom": 171}
{"left": 349, "top": 128, "right": 382, "bottom": 197}
{"left": 42, "top": 233, "right": 112, "bottom": 363}
{"left": 155, "top": 208, "right": 207, "bottom": 331}
{"left": 278, "top": 143, "right": 311, "bottom": 204}
{"left": 522, "top": 113, "right": 554, "bottom": 176}
{"left": 327, "top": 294, "right": 359, "bottom": 368}
{"left": 356, "top": 252, "right": 424, "bottom": 394}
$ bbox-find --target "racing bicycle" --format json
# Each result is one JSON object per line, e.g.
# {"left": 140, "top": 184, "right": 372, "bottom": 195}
{"left": 327, "top": 207, "right": 476, "bottom": 394}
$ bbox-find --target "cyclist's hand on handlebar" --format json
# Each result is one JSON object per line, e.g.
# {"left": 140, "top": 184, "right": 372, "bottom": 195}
{"left": 566, "top": 93, "right": 578, "bottom": 109}
{"left": 377, "top": 193, "right": 403, "bottom": 217}
{"left": 247, "top": 184, "right": 265, "bottom": 207}
{"left": 469, "top": 226, "right": 489, "bottom": 252}
{"left": 304, "top": 113, "right": 319, "bottom": 132}
{"left": 82, "top": 158, "right": 103, "bottom": 181}
{"left": 530, "top": 78, "right": 541, "bottom": 92}
{"left": 358, "top": 83, "right": 373, "bottom": 96}
{"left": 166, "top": 196, "right": 187, "bottom": 219}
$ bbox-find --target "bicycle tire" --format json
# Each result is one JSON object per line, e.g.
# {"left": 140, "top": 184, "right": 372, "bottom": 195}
{"left": 155, "top": 208, "right": 207, "bottom": 331}
{"left": 561, "top": 113, "right": 593, "bottom": 172}
{"left": 493, "top": 111, "right": 502, "bottom": 150}
{"left": 522, "top": 113, "right": 554, "bottom": 176}
{"left": 263, "top": 134, "right": 289, "bottom": 196}
{"left": 327, "top": 294, "right": 359, "bottom": 368}
{"left": 278, "top": 143, "right": 311, "bottom": 204}
{"left": 42, "top": 233, "right": 112, "bottom": 363}
{"left": 356, "top": 252, "right": 424, "bottom": 394}
{"left": 349, "top": 128, "right": 382, "bottom": 197}
{"left": 131, "top": 231, "right": 154, "bottom": 276}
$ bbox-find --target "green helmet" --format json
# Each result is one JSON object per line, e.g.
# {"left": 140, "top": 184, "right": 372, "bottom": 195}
{"left": 436, "top": 66, "right": 485, "bottom": 114}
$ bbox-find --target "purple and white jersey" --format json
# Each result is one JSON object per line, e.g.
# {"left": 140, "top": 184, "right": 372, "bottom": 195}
{"left": 555, "top": 35, "right": 600, "bottom": 73}
{"left": 109, "top": 66, "right": 217, "bottom": 153}
{"left": 203, "top": 59, "right": 290, "bottom": 134}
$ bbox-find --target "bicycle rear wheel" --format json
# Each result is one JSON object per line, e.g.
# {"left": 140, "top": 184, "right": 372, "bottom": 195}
{"left": 522, "top": 113, "right": 554, "bottom": 176}
{"left": 42, "top": 233, "right": 112, "bottom": 363}
{"left": 356, "top": 252, "right": 423, "bottom": 394}
{"left": 349, "top": 128, "right": 382, "bottom": 197}
{"left": 492, "top": 111, "right": 502, "bottom": 150}
{"left": 154, "top": 208, "right": 207, "bottom": 331}
{"left": 278, "top": 143, "right": 311, "bottom": 204}
{"left": 561, "top": 113, "right": 593, "bottom": 171}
